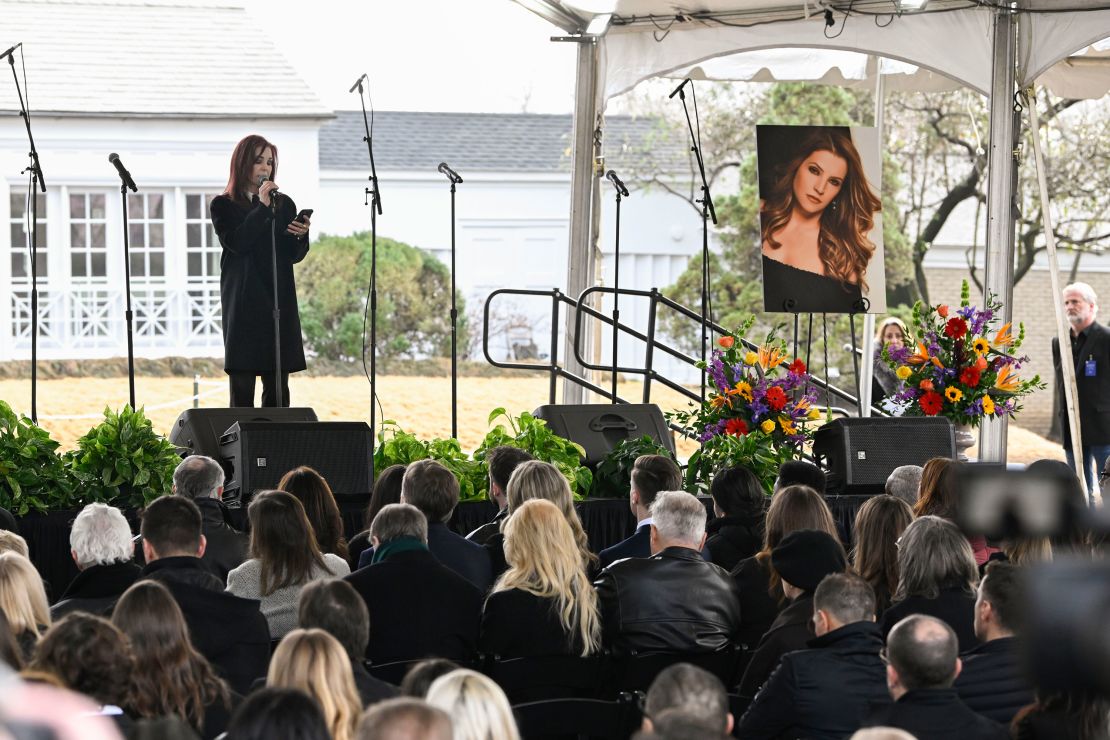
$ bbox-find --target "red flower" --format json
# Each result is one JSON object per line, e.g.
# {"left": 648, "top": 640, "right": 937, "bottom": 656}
{"left": 788, "top": 359, "right": 807, "bottom": 375}
{"left": 764, "top": 386, "right": 788, "bottom": 411}
{"left": 918, "top": 391, "right": 944, "bottom": 416}
{"left": 725, "top": 418, "right": 748, "bottom": 436}
{"left": 944, "top": 317, "right": 967, "bottom": 339}
{"left": 960, "top": 367, "right": 981, "bottom": 387}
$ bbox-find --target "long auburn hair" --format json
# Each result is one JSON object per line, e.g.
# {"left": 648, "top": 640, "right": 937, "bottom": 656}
{"left": 914, "top": 457, "right": 955, "bottom": 519}
{"left": 224, "top": 134, "right": 277, "bottom": 205}
{"left": 494, "top": 500, "right": 601, "bottom": 656}
{"left": 761, "top": 127, "right": 881, "bottom": 291}
{"left": 268, "top": 629, "right": 362, "bottom": 740}
{"left": 248, "top": 490, "right": 330, "bottom": 596}
{"left": 278, "top": 466, "right": 349, "bottom": 561}
{"left": 755, "top": 485, "right": 839, "bottom": 599}
{"left": 504, "top": 461, "right": 597, "bottom": 568}
{"left": 852, "top": 495, "right": 914, "bottom": 609}
{"left": 111, "top": 581, "right": 230, "bottom": 728}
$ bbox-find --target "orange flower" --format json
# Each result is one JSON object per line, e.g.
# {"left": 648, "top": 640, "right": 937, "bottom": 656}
{"left": 757, "top": 345, "right": 785, "bottom": 370}
{"left": 919, "top": 379, "right": 934, "bottom": 392}
{"left": 907, "top": 343, "right": 932, "bottom": 365}
{"left": 993, "top": 364, "right": 1020, "bottom": 393}
{"left": 718, "top": 336, "right": 735, "bottom": 349}
{"left": 976, "top": 355, "right": 989, "bottom": 371}
{"left": 992, "top": 322, "right": 1014, "bottom": 348}
{"left": 728, "top": 380, "right": 753, "bottom": 401}
{"left": 710, "top": 395, "right": 732, "bottom": 410}
{"left": 937, "top": 305, "right": 950, "bottom": 318}
{"left": 931, "top": 356, "right": 945, "bottom": 369}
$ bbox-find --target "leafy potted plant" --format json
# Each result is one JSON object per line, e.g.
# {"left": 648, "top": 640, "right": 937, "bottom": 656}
{"left": 590, "top": 435, "right": 675, "bottom": 499}
{"left": 0, "top": 400, "right": 79, "bottom": 515}
{"left": 373, "top": 422, "right": 486, "bottom": 501}
{"left": 474, "top": 408, "right": 593, "bottom": 498}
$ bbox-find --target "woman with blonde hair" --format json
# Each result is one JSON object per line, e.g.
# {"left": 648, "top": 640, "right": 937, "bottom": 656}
{"left": 111, "top": 580, "right": 234, "bottom": 739}
{"left": 0, "top": 552, "right": 50, "bottom": 661}
{"left": 481, "top": 499, "right": 600, "bottom": 659}
{"left": 426, "top": 669, "right": 520, "bottom": 740}
{"left": 851, "top": 494, "right": 914, "bottom": 614}
{"left": 268, "top": 628, "right": 362, "bottom": 740}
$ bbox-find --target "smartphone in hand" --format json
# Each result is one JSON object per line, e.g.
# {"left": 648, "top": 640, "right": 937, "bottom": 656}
{"left": 294, "top": 208, "right": 313, "bottom": 224}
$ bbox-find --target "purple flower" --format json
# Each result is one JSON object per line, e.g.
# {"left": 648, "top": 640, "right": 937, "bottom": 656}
{"left": 887, "top": 345, "right": 911, "bottom": 364}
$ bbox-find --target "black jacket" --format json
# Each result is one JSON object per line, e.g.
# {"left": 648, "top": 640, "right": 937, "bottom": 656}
{"left": 357, "top": 522, "right": 493, "bottom": 594}
{"left": 466, "top": 508, "right": 507, "bottom": 546}
{"left": 731, "top": 555, "right": 784, "bottom": 651}
{"left": 480, "top": 589, "right": 585, "bottom": 658}
{"left": 739, "top": 592, "right": 816, "bottom": 698}
{"left": 211, "top": 193, "right": 308, "bottom": 374}
{"left": 1052, "top": 320, "right": 1110, "bottom": 446}
{"left": 598, "top": 525, "right": 651, "bottom": 570}
{"left": 345, "top": 549, "right": 482, "bottom": 664}
{"left": 140, "top": 557, "right": 271, "bottom": 696}
{"left": 880, "top": 587, "right": 980, "bottom": 652}
{"left": 593, "top": 546, "right": 741, "bottom": 657}
{"left": 194, "top": 498, "right": 248, "bottom": 583}
{"left": 862, "top": 688, "right": 1008, "bottom": 740}
{"left": 705, "top": 514, "right": 763, "bottom": 573}
{"left": 51, "top": 560, "right": 142, "bottom": 619}
{"left": 954, "top": 636, "right": 1035, "bottom": 725}
{"left": 737, "top": 621, "right": 891, "bottom": 740}
{"left": 353, "top": 661, "right": 400, "bottom": 706}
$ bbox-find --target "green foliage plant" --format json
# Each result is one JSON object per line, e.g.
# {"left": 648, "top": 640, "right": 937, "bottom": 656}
{"left": 373, "top": 422, "right": 486, "bottom": 502}
{"left": 474, "top": 409, "right": 593, "bottom": 499}
{"left": 590, "top": 435, "right": 675, "bottom": 500}
{"left": 0, "top": 400, "right": 78, "bottom": 514}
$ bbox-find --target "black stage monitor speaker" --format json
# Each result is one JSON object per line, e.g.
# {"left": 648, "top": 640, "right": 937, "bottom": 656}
{"left": 170, "top": 407, "right": 318, "bottom": 459}
{"left": 532, "top": 404, "right": 675, "bottom": 468}
{"left": 813, "top": 417, "right": 956, "bottom": 495}
{"left": 219, "top": 421, "right": 371, "bottom": 507}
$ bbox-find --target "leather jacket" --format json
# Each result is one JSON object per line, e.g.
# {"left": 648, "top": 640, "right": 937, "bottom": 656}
{"left": 594, "top": 545, "right": 741, "bottom": 656}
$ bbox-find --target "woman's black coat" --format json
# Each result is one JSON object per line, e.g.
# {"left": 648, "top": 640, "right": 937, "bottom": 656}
{"left": 211, "top": 194, "right": 308, "bottom": 373}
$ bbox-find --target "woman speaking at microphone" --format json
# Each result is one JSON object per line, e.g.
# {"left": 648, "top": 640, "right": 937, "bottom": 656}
{"left": 211, "top": 134, "right": 311, "bottom": 407}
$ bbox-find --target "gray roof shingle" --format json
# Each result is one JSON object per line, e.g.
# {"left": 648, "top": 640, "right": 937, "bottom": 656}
{"left": 0, "top": 0, "right": 330, "bottom": 118}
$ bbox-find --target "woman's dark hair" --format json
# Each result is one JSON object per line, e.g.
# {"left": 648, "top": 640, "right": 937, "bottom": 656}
{"left": 914, "top": 457, "right": 955, "bottom": 519}
{"left": 248, "top": 490, "right": 329, "bottom": 596}
{"left": 0, "top": 607, "right": 22, "bottom": 670}
{"left": 365, "top": 464, "right": 406, "bottom": 530}
{"left": 761, "top": 127, "right": 881, "bottom": 291}
{"left": 227, "top": 687, "right": 331, "bottom": 740}
{"left": 399, "top": 658, "right": 460, "bottom": 698}
{"left": 710, "top": 465, "right": 766, "bottom": 518}
{"left": 111, "top": 580, "right": 231, "bottom": 729}
{"left": 852, "top": 495, "right": 914, "bottom": 609}
{"left": 279, "top": 466, "right": 349, "bottom": 561}
{"left": 28, "top": 613, "right": 133, "bottom": 706}
{"left": 224, "top": 134, "right": 277, "bottom": 205}
{"left": 1014, "top": 689, "right": 1110, "bottom": 740}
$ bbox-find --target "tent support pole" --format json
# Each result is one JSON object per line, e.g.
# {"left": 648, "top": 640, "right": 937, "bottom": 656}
{"left": 858, "top": 57, "right": 884, "bottom": 418}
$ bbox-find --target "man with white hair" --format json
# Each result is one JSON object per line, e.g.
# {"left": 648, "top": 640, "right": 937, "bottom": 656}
{"left": 52, "top": 503, "right": 140, "bottom": 619}
{"left": 594, "top": 490, "right": 741, "bottom": 656}
{"left": 1052, "top": 281, "right": 1110, "bottom": 502}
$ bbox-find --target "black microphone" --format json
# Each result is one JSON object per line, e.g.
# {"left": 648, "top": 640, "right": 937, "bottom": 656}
{"left": 258, "top": 174, "right": 280, "bottom": 205}
{"left": 0, "top": 42, "right": 21, "bottom": 60}
{"left": 108, "top": 153, "right": 138, "bottom": 193}
{"left": 438, "top": 162, "right": 463, "bottom": 184}
{"left": 668, "top": 78, "right": 690, "bottom": 99}
{"left": 349, "top": 73, "right": 368, "bottom": 94}
{"left": 606, "top": 170, "right": 629, "bottom": 196}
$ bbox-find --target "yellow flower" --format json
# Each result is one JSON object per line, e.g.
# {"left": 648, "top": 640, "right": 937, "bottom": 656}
{"left": 780, "top": 417, "right": 797, "bottom": 435}
{"left": 992, "top": 322, "right": 1014, "bottom": 348}
{"left": 994, "top": 364, "right": 1020, "bottom": 393}
{"left": 945, "top": 386, "right": 963, "bottom": 403}
{"left": 743, "top": 351, "right": 758, "bottom": 366}
{"left": 895, "top": 366, "right": 912, "bottom": 380}
{"left": 760, "top": 419, "right": 776, "bottom": 434}
{"left": 729, "top": 380, "right": 753, "bottom": 401}
{"left": 972, "top": 337, "right": 990, "bottom": 355}
{"left": 982, "top": 395, "right": 995, "bottom": 415}
{"left": 808, "top": 407, "right": 822, "bottom": 420}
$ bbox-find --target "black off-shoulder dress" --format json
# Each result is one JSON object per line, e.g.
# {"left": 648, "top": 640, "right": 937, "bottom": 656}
{"left": 762, "top": 255, "right": 863, "bottom": 313}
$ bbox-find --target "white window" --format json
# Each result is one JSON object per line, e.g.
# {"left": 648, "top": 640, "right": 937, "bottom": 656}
{"left": 126, "top": 192, "right": 167, "bottom": 281}
{"left": 8, "top": 190, "right": 47, "bottom": 281}
{"left": 68, "top": 193, "right": 109, "bottom": 281}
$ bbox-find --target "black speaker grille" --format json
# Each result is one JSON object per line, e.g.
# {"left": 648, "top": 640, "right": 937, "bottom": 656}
{"left": 814, "top": 418, "right": 955, "bottom": 494}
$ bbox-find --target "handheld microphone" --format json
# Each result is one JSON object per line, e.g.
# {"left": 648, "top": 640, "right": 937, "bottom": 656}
{"left": 349, "top": 73, "right": 368, "bottom": 94}
{"left": 668, "top": 78, "right": 691, "bottom": 99}
{"left": 258, "top": 174, "right": 279, "bottom": 203}
{"left": 606, "top": 170, "right": 629, "bottom": 196}
{"left": 0, "top": 42, "right": 21, "bottom": 61}
{"left": 108, "top": 153, "right": 138, "bottom": 193}
{"left": 437, "top": 162, "right": 463, "bottom": 184}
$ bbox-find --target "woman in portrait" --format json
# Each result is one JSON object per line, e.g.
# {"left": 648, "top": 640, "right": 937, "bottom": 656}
{"left": 761, "top": 127, "right": 882, "bottom": 314}
{"left": 210, "top": 134, "right": 311, "bottom": 408}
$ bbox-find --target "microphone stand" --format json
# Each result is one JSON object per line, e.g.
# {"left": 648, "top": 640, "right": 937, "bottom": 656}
{"left": 269, "top": 190, "right": 283, "bottom": 408}
{"left": 114, "top": 170, "right": 138, "bottom": 410}
{"left": 438, "top": 164, "right": 462, "bottom": 439}
{"left": 670, "top": 79, "right": 717, "bottom": 402}
{"left": 7, "top": 48, "right": 46, "bottom": 423}
{"left": 353, "top": 75, "right": 383, "bottom": 475}
{"left": 606, "top": 171, "right": 628, "bottom": 404}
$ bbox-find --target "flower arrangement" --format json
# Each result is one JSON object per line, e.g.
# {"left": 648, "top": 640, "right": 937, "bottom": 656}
{"left": 882, "top": 281, "right": 1044, "bottom": 426}
{"left": 669, "top": 317, "right": 819, "bottom": 493}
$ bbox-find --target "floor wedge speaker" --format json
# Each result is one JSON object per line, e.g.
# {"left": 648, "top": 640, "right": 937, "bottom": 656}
{"left": 813, "top": 417, "right": 955, "bottom": 495}
{"left": 170, "top": 407, "right": 318, "bottom": 459}
{"left": 532, "top": 404, "right": 675, "bottom": 468}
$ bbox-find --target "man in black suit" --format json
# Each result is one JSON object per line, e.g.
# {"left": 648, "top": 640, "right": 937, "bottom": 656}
{"left": 466, "top": 446, "right": 533, "bottom": 545}
{"left": 1052, "top": 282, "right": 1110, "bottom": 504}
{"left": 598, "top": 455, "right": 683, "bottom": 569}
{"left": 862, "top": 615, "right": 1007, "bottom": 740}
{"left": 595, "top": 491, "right": 740, "bottom": 656}
{"left": 345, "top": 503, "right": 482, "bottom": 665}
{"left": 138, "top": 495, "right": 270, "bottom": 695}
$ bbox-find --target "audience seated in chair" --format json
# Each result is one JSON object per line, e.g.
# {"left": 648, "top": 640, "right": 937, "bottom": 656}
{"left": 0, "top": 551, "right": 50, "bottom": 663}
{"left": 953, "top": 561, "right": 1035, "bottom": 724}
{"left": 641, "top": 663, "right": 733, "bottom": 738}
{"left": 737, "top": 573, "right": 889, "bottom": 739}
{"left": 915, "top": 457, "right": 999, "bottom": 566}
{"left": 862, "top": 614, "right": 1007, "bottom": 740}
{"left": 297, "top": 578, "right": 398, "bottom": 707}
{"left": 851, "top": 495, "right": 914, "bottom": 616}
{"left": 358, "top": 460, "right": 492, "bottom": 593}
{"left": 774, "top": 459, "right": 826, "bottom": 494}
{"left": 346, "top": 503, "right": 481, "bottom": 665}
{"left": 52, "top": 503, "right": 140, "bottom": 620}
{"left": 598, "top": 455, "right": 683, "bottom": 569}
{"left": 705, "top": 464, "right": 765, "bottom": 572}
{"left": 356, "top": 697, "right": 453, "bottom": 740}
{"left": 349, "top": 464, "right": 406, "bottom": 570}
{"left": 480, "top": 498, "right": 600, "bottom": 659}
{"left": 137, "top": 495, "right": 270, "bottom": 695}
{"left": 885, "top": 465, "right": 923, "bottom": 509}
{"left": 425, "top": 669, "right": 520, "bottom": 740}
{"left": 879, "top": 515, "right": 980, "bottom": 652}
{"left": 399, "top": 658, "right": 461, "bottom": 698}
{"left": 268, "top": 629, "right": 363, "bottom": 740}
{"left": 594, "top": 491, "right": 740, "bottom": 656}
{"left": 226, "top": 490, "right": 350, "bottom": 639}
{"left": 738, "top": 528, "right": 848, "bottom": 697}
{"left": 167, "top": 455, "right": 248, "bottom": 582}
{"left": 279, "top": 465, "right": 350, "bottom": 562}
{"left": 466, "top": 446, "right": 534, "bottom": 546}
{"left": 227, "top": 687, "right": 331, "bottom": 740}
